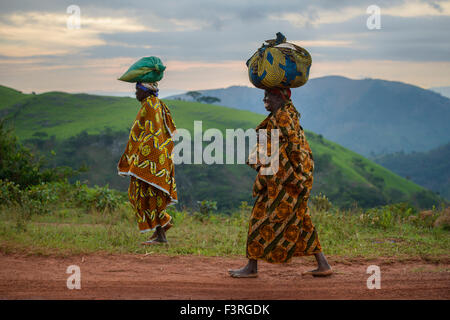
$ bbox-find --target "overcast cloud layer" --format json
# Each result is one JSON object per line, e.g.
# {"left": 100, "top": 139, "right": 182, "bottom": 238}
{"left": 0, "top": 0, "right": 449, "bottom": 95}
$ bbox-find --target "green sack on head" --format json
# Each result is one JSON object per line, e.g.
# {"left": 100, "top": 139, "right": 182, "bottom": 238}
{"left": 118, "top": 56, "right": 166, "bottom": 83}
{"left": 246, "top": 32, "right": 311, "bottom": 90}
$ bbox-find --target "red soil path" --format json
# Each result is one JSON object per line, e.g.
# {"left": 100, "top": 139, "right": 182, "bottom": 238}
{"left": 0, "top": 253, "right": 449, "bottom": 300}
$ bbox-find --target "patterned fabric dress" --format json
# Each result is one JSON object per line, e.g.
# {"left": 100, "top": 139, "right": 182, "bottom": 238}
{"left": 246, "top": 102, "right": 322, "bottom": 263}
{"left": 118, "top": 95, "right": 177, "bottom": 233}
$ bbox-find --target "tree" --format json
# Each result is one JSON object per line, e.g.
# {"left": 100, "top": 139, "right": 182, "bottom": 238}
{"left": 186, "top": 91, "right": 202, "bottom": 101}
{"left": 198, "top": 96, "right": 221, "bottom": 104}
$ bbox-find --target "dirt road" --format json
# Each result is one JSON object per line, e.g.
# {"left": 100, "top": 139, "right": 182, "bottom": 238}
{"left": 0, "top": 253, "right": 449, "bottom": 300}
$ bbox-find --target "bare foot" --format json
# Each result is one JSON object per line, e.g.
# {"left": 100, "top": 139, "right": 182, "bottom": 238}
{"left": 148, "top": 223, "right": 173, "bottom": 241}
{"left": 229, "top": 260, "right": 258, "bottom": 278}
{"left": 302, "top": 252, "right": 333, "bottom": 277}
{"left": 302, "top": 267, "right": 333, "bottom": 277}
{"left": 141, "top": 238, "right": 168, "bottom": 246}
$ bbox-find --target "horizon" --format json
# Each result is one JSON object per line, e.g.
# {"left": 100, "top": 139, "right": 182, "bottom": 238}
{"left": 2, "top": 74, "right": 449, "bottom": 99}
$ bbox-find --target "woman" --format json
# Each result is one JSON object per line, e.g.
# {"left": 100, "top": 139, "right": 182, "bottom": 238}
{"left": 229, "top": 88, "right": 332, "bottom": 277}
{"left": 117, "top": 81, "right": 177, "bottom": 245}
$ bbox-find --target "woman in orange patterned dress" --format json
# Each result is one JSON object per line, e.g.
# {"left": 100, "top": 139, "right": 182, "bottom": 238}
{"left": 229, "top": 88, "right": 332, "bottom": 277}
{"left": 118, "top": 82, "right": 178, "bottom": 245}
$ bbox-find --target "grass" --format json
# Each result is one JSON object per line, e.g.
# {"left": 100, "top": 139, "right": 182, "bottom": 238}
{"left": 0, "top": 204, "right": 248, "bottom": 256}
{"left": 4, "top": 91, "right": 265, "bottom": 141}
{"left": 0, "top": 202, "right": 448, "bottom": 261}
{"left": 0, "top": 85, "right": 32, "bottom": 110}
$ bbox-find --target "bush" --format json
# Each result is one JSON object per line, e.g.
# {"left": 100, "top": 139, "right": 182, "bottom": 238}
{"left": 195, "top": 200, "right": 217, "bottom": 221}
{"left": 433, "top": 207, "right": 450, "bottom": 230}
{"left": 0, "top": 179, "right": 22, "bottom": 206}
{"left": 93, "top": 185, "right": 123, "bottom": 212}
{"left": 358, "top": 202, "right": 419, "bottom": 229}
{"left": 169, "top": 208, "right": 187, "bottom": 226}
{"left": 310, "top": 192, "right": 333, "bottom": 212}
{"left": 28, "top": 183, "right": 59, "bottom": 206}
{"left": 1, "top": 179, "right": 126, "bottom": 226}
{"left": 0, "top": 179, "right": 51, "bottom": 231}
{"left": 0, "top": 119, "right": 76, "bottom": 188}
{"left": 71, "top": 181, "right": 124, "bottom": 213}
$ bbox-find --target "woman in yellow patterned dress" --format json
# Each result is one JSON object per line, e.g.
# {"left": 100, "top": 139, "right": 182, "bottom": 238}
{"left": 229, "top": 88, "right": 332, "bottom": 277}
{"left": 118, "top": 82, "right": 178, "bottom": 245}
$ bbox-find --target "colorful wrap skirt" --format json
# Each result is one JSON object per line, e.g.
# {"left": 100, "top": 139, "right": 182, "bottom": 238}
{"left": 128, "top": 176, "right": 172, "bottom": 233}
{"left": 246, "top": 102, "right": 322, "bottom": 263}
{"left": 246, "top": 176, "right": 322, "bottom": 263}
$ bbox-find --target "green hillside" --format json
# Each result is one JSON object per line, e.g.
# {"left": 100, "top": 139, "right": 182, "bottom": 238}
{"left": 2, "top": 91, "right": 263, "bottom": 141}
{"left": 0, "top": 86, "right": 444, "bottom": 211}
{"left": 0, "top": 85, "right": 32, "bottom": 114}
{"left": 372, "top": 143, "right": 450, "bottom": 200}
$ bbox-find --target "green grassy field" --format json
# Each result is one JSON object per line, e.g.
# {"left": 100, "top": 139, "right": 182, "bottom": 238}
{"left": 1, "top": 201, "right": 448, "bottom": 261}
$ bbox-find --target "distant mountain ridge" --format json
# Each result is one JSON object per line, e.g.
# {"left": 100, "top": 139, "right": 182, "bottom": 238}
{"left": 167, "top": 76, "right": 450, "bottom": 157}
{"left": 430, "top": 86, "right": 450, "bottom": 99}
{"left": 372, "top": 142, "right": 450, "bottom": 200}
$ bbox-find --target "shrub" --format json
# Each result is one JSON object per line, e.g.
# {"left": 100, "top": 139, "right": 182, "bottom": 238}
{"left": 93, "top": 185, "right": 123, "bottom": 212}
{"left": 195, "top": 200, "right": 217, "bottom": 221}
{"left": 169, "top": 208, "right": 187, "bottom": 226}
{"left": 1, "top": 178, "right": 125, "bottom": 218}
{"left": 310, "top": 192, "right": 333, "bottom": 212}
{"left": 0, "top": 119, "right": 76, "bottom": 188}
{"left": 71, "top": 182, "right": 123, "bottom": 213}
{"left": 0, "top": 179, "right": 50, "bottom": 231}
{"left": 433, "top": 207, "right": 450, "bottom": 230}
{"left": 0, "top": 179, "right": 22, "bottom": 206}
{"left": 358, "top": 202, "right": 416, "bottom": 229}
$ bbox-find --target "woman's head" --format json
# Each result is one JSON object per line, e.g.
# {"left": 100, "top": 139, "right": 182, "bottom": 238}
{"left": 263, "top": 88, "right": 291, "bottom": 113}
{"left": 135, "top": 82, "right": 159, "bottom": 101}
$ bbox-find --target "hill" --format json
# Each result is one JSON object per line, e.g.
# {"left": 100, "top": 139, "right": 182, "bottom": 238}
{"left": 372, "top": 143, "right": 450, "bottom": 200}
{"left": 0, "top": 85, "right": 33, "bottom": 116}
{"left": 1, "top": 90, "right": 263, "bottom": 141}
{"left": 168, "top": 76, "right": 450, "bottom": 157}
{"left": 430, "top": 86, "right": 450, "bottom": 99}
{"left": 0, "top": 85, "right": 445, "bottom": 211}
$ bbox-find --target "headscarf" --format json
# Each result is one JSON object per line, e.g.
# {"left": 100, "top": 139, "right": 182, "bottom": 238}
{"left": 267, "top": 88, "right": 291, "bottom": 101}
{"left": 136, "top": 82, "right": 159, "bottom": 97}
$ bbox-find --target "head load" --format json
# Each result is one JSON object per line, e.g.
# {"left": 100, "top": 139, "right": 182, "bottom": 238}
{"left": 118, "top": 56, "right": 166, "bottom": 83}
{"left": 246, "top": 32, "right": 311, "bottom": 90}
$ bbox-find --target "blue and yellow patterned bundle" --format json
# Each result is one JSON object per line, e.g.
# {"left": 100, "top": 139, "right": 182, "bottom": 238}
{"left": 246, "top": 33, "right": 311, "bottom": 90}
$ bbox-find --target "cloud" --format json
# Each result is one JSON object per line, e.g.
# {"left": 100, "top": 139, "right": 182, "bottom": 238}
{"left": 310, "top": 59, "right": 450, "bottom": 88}
{"left": 0, "top": 0, "right": 449, "bottom": 92}
{"left": 269, "top": 6, "right": 364, "bottom": 28}
{"left": 269, "top": 0, "right": 450, "bottom": 29}
{"left": 292, "top": 40, "right": 354, "bottom": 47}
{"left": 0, "top": 11, "right": 155, "bottom": 57}
{"left": 383, "top": 0, "right": 450, "bottom": 17}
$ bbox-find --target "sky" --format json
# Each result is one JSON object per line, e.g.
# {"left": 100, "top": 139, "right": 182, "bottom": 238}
{"left": 0, "top": 0, "right": 449, "bottom": 97}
